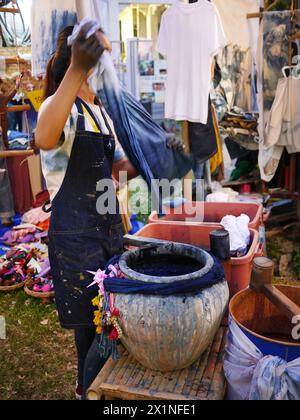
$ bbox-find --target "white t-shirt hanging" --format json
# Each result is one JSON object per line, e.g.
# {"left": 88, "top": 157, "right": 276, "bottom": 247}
{"left": 157, "top": 0, "right": 226, "bottom": 124}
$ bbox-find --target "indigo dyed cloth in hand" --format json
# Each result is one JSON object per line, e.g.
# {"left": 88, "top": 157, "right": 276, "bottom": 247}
{"left": 68, "top": 20, "right": 193, "bottom": 211}
{"left": 88, "top": 51, "right": 193, "bottom": 185}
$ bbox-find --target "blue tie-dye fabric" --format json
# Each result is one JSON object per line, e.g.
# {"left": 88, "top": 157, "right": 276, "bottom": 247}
{"left": 31, "top": 0, "right": 78, "bottom": 75}
{"left": 224, "top": 318, "right": 300, "bottom": 400}
{"left": 89, "top": 51, "right": 193, "bottom": 211}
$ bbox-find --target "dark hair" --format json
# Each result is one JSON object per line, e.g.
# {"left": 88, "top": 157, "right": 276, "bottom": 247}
{"left": 44, "top": 26, "right": 74, "bottom": 99}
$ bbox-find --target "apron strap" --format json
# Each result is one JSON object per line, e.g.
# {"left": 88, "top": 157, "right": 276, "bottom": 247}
{"left": 74, "top": 98, "right": 86, "bottom": 132}
{"left": 75, "top": 97, "right": 114, "bottom": 136}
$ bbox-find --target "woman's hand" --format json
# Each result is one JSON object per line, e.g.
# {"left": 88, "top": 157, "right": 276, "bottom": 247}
{"left": 71, "top": 28, "right": 104, "bottom": 74}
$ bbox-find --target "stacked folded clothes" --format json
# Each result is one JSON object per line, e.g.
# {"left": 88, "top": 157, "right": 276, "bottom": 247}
{"left": 7, "top": 130, "right": 32, "bottom": 151}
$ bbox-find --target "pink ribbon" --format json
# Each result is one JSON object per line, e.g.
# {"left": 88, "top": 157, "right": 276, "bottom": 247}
{"left": 87, "top": 269, "right": 107, "bottom": 294}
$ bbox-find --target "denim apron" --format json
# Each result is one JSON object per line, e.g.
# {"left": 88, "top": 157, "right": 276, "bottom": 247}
{"left": 48, "top": 98, "right": 123, "bottom": 329}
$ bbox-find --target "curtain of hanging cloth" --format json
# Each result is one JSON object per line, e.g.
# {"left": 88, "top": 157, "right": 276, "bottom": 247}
{"left": 30, "top": 0, "right": 106, "bottom": 76}
{"left": 257, "top": 11, "right": 292, "bottom": 182}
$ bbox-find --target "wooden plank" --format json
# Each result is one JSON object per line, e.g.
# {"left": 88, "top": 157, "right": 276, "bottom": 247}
{"left": 5, "top": 57, "right": 29, "bottom": 65}
{"left": 0, "top": 7, "right": 20, "bottom": 13}
{"left": 196, "top": 327, "right": 225, "bottom": 399}
{"left": 187, "top": 343, "right": 214, "bottom": 397}
{"left": 6, "top": 104, "right": 31, "bottom": 113}
{"left": 208, "top": 329, "right": 227, "bottom": 400}
{"left": 0, "top": 150, "right": 34, "bottom": 158}
{"left": 100, "top": 383, "right": 197, "bottom": 401}
{"left": 106, "top": 350, "right": 129, "bottom": 384}
{"left": 263, "top": 284, "right": 300, "bottom": 321}
{"left": 119, "top": 357, "right": 140, "bottom": 386}
{"left": 87, "top": 353, "right": 124, "bottom": 401}
{"left": 92, "top": 328, "right": 227, "bottom": 401}
{"left": 181, "top": 341, "right": 213, "bottom": 396}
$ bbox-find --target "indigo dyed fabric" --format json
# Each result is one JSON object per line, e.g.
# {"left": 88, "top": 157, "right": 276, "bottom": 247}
{"left": 89, "top": 51, "right": 193, "bottom": 183}
{"left": 31, "top": 0, "right": 78, "bottom": 75}
{"left": 102, "top": 254, "right": 225, "bottom": 296}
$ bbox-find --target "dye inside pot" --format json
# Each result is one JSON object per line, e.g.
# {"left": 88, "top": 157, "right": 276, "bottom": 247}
{"left": 129, "top": 254, "right": 204, "bottom": 277}
{"left": 230, "top": 286, "right": 300, "bottom": 361}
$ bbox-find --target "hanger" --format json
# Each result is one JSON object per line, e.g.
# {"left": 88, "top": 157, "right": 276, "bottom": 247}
{"left": 282, "top": 55, "right": 300, "bottom": 78}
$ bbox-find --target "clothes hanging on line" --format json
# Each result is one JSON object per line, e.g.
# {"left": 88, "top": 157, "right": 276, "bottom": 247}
{"left": 30, "top": 0, "right": 108, "bottom": 76}
{"left": 265, "top": 76, "right": 300, "bottom": 155}
{"left": 31, "top": 0, "right": 77, "bottom": 76}
{"left": 156, "top": 0, "right": 226, "bottom": 124}
{"left": 188, "top": 100, "right": 218, "bottom": 165}
{"left": 218, "top": 45, "right": 253, "bottom": 113}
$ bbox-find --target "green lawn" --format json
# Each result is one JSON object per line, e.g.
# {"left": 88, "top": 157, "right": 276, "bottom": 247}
{"left": 0, "top": 291, "right": 76, "bottom": 400}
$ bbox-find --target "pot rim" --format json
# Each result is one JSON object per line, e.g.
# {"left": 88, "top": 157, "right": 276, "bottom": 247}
{"left": 119, "top": 243, "right": 215, "bottom": 284}
{"left": 229, "top": 286, "right": 300, "bottom": 348}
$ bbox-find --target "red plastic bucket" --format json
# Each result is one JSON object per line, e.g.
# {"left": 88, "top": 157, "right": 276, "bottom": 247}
{"left": 149, "top": 201, "right": 263, "bottom": 231}
{"left": 134, "top": 223, "right": 263, "bottom": 298}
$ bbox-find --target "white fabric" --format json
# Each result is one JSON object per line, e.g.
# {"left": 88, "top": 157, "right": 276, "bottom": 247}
{"left": 156, "top": 0, "right": 226, "bottom": 124}
{"left": 221, "top": 214, "right": 250, "bottom": 254}
{"left": 224, "top": 318, "right": 300, "bottom": 400}
{"left": 266, "top": 76, "right": 300, "bottom": 154}
{"left": 67, "top": 16, "right": 101, "bottom": 44}
{"left": 213, "top": 0, "right": 260, "bottom": 50}
{"left": 259, "top": 75, "right": 300, "bottom": 182}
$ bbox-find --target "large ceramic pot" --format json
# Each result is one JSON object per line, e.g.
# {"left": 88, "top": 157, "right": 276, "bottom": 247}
{"left": 115, "top": 243, "right": 229, "bottom": 372}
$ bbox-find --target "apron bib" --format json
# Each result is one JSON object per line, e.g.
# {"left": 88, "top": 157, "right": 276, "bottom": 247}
{"left": 48, "top": 98, "right": 123, "bottom": 329}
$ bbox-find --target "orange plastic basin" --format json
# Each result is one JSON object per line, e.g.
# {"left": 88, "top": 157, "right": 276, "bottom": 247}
{"left": 149, "top": 201, "right": 263, "bottom": 231}
{"left": 134, "top": 223, "right": 262, "bottom": 297}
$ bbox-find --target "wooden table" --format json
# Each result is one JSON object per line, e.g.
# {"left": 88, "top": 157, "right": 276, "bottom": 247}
{"left": 87, "top": 327, "right": 227, "bottom": 401}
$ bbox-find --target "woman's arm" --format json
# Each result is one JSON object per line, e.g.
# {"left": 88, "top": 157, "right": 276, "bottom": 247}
{"left": 113, "top": 158, "right": 138, "bottom": 183}
{"left": 35, "top": 31, "right": 104, "bottom": 151}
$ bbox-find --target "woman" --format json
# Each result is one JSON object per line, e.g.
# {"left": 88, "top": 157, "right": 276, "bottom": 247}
{"left": 35, "top": 26, "right": 137, "bottom": 399}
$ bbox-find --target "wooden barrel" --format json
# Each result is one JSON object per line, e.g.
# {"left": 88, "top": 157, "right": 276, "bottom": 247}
{"left": 115, "top": 243, "right": 229, "bottom": 372}
{"left": 230, "top": 286, "right": 300, "bottom": 362}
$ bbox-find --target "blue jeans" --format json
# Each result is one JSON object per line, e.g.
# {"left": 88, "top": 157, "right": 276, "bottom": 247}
{"left": 75, "top": 328, "right": 108, "bottom": 398}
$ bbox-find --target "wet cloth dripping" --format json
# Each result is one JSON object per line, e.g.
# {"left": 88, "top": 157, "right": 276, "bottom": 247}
{"left": 68, "top": 19, "right": 193, "bottom": 212}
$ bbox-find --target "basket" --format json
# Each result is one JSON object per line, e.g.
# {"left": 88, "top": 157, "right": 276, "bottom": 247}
{"left": 0, "top": 281, "right": 25, "bottom": 292}
{"left": 24, "top": 285, "right": 55, "bottom": 299}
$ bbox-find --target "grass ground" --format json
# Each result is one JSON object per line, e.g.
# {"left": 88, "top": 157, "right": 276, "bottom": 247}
{"left": 0, "top": 291, "right": 76, "bottom": 400}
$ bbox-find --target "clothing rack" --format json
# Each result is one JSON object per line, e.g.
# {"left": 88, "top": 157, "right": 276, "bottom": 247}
{"left": 251, "top": 5, "right": 300, "bottom": 218}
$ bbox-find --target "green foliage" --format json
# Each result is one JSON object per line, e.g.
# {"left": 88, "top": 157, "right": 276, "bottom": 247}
{"left": 293, "top": 249, "right": 300, "bottom": 279}
{"left": 270, "top": 0, "right": 294, "bottom": 11}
